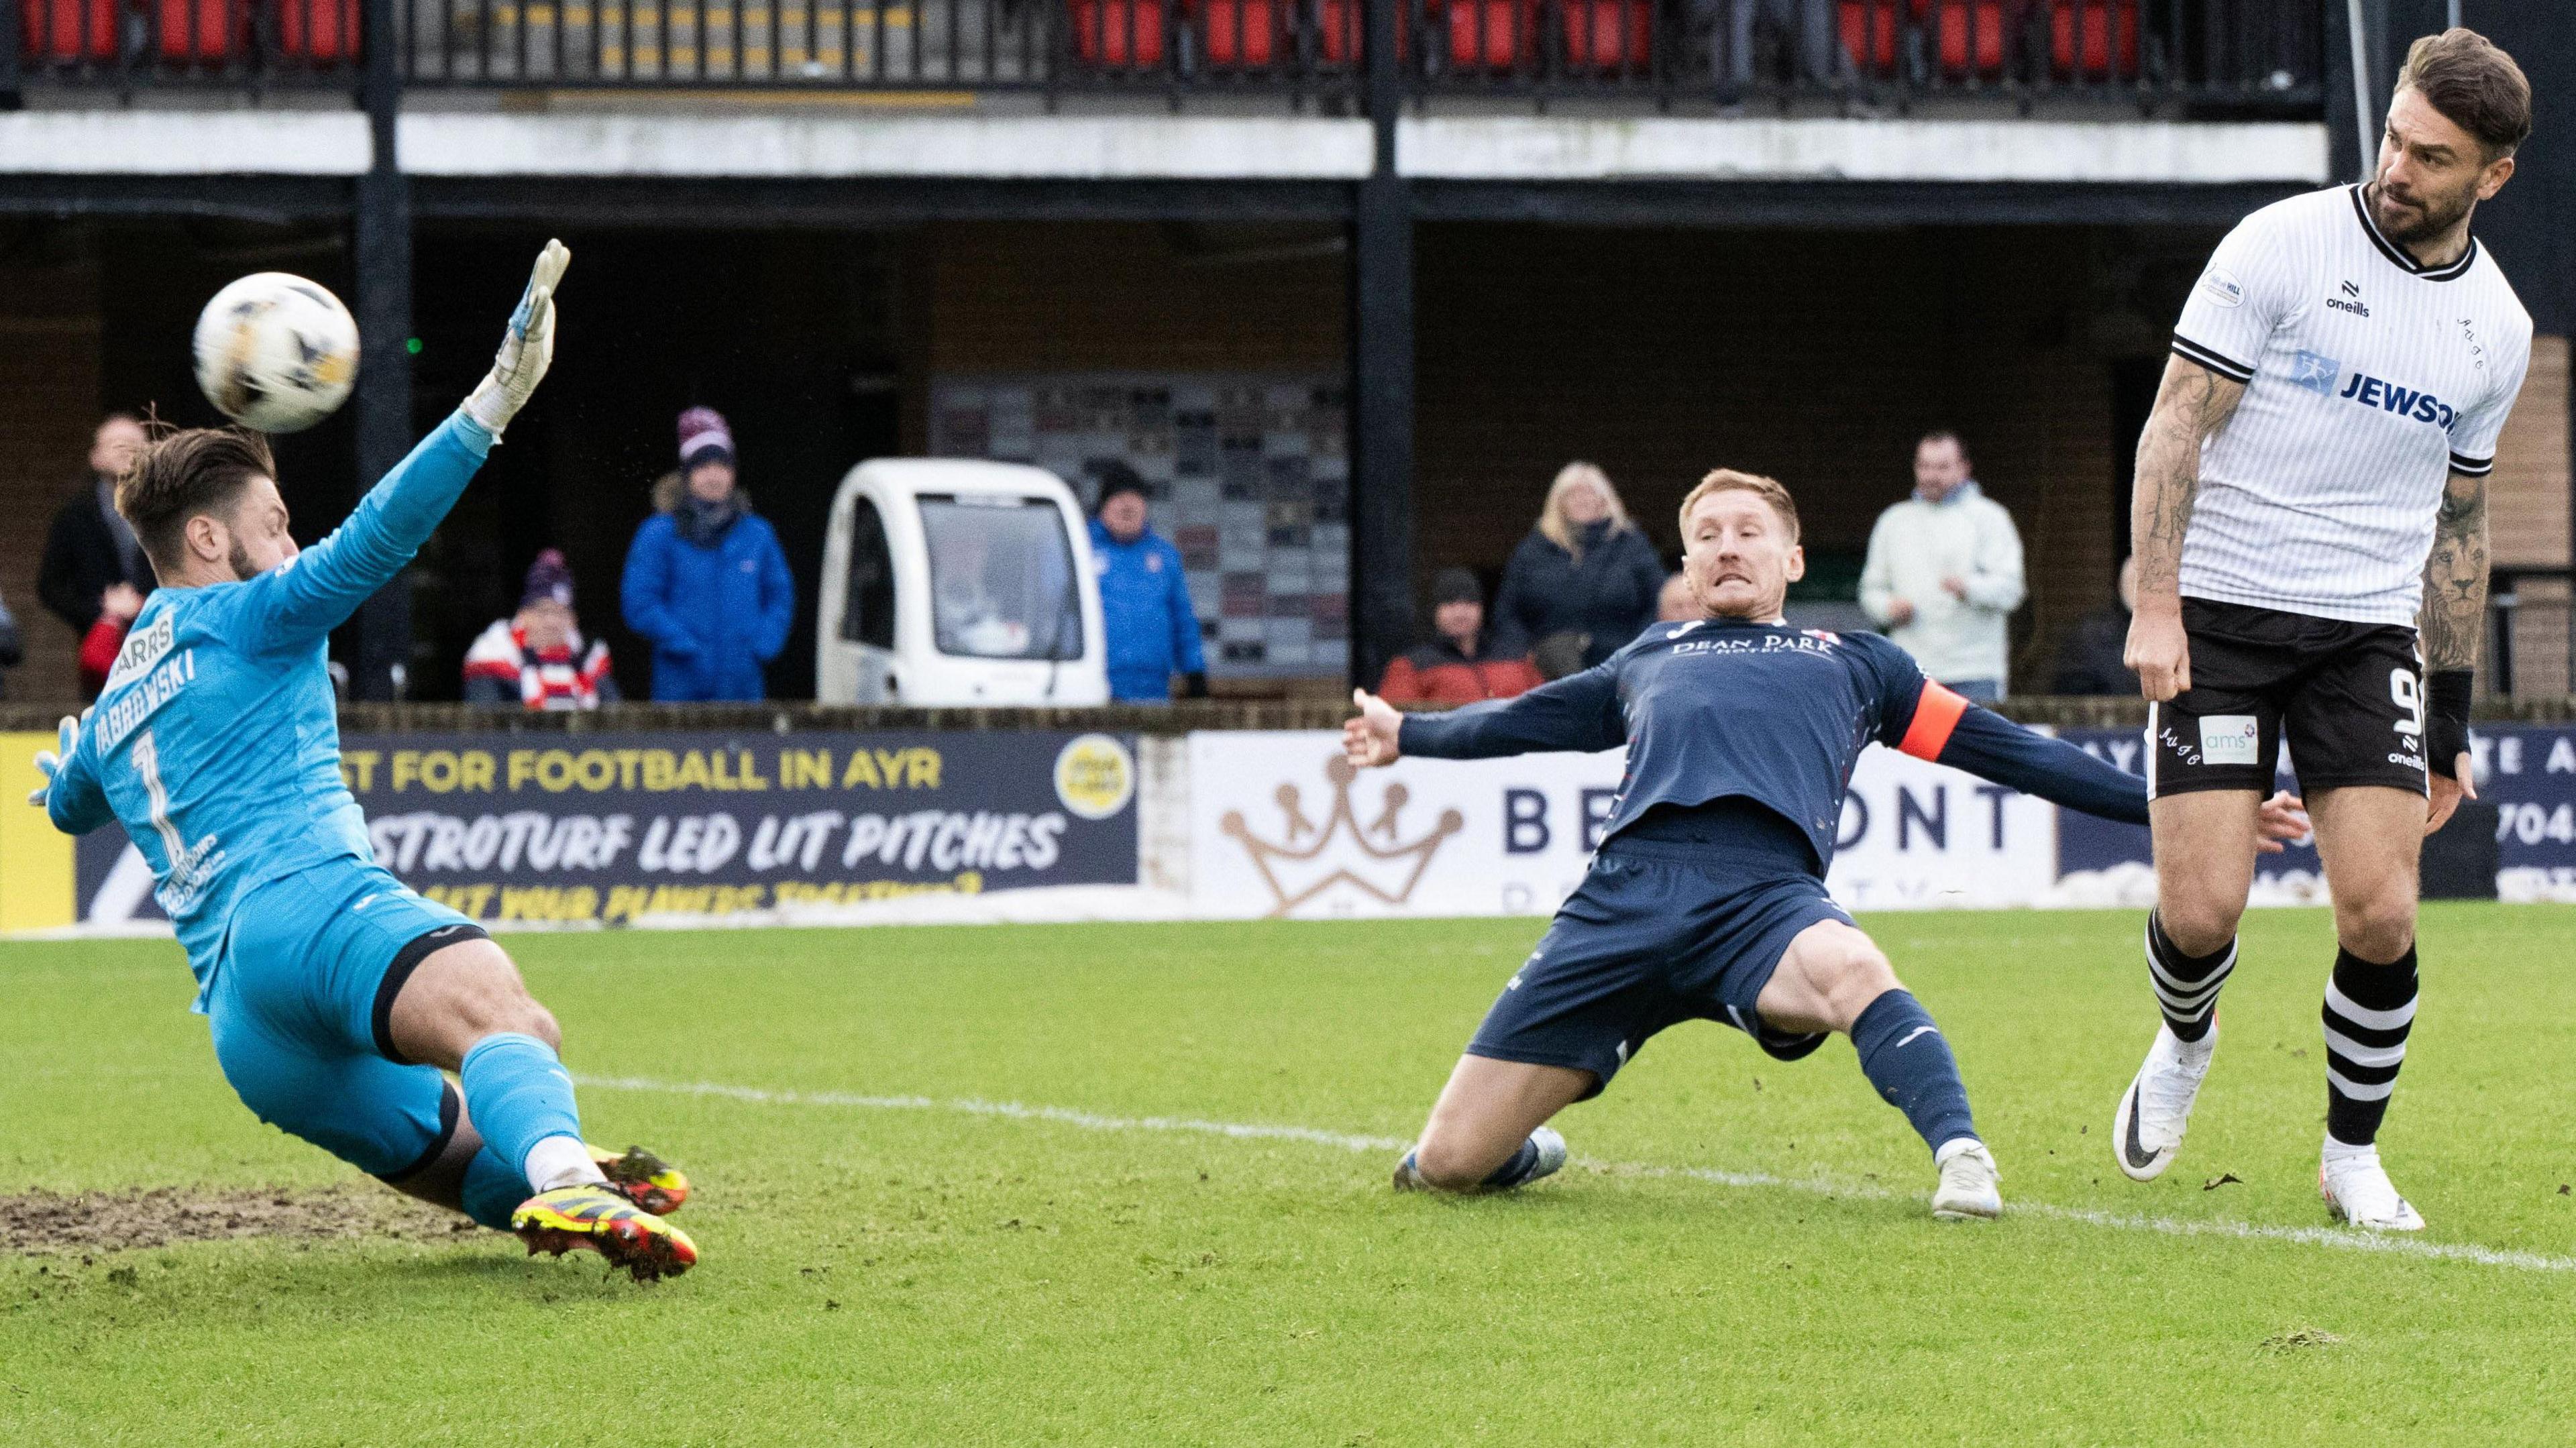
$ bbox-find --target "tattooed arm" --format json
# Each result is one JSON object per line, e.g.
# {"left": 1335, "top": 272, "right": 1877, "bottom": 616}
{"left": 2419, "top": 468, "right": 2488, "bottom": 831}
{"left": 2418, "top": 468, "right": 2488, "bottom": 675}
{"left": 2124, "top": 353, "right": 2248, "bottom": 702}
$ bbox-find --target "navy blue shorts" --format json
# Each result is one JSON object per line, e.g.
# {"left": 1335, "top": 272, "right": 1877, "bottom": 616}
{"left": 208, "top": 861, "right": 486, "bottom": 1180}
{"left": 1467, "top": 840, "right": 1854, "bottom": 1099}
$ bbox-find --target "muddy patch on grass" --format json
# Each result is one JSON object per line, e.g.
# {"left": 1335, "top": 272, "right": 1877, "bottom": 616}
{"left": 0, "top": 1185, "right": 479, "bottom": 1254}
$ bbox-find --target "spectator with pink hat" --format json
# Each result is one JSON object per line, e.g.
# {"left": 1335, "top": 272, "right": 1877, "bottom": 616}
{"left": 619, "top": 406, "right": 796, "bottom": 702}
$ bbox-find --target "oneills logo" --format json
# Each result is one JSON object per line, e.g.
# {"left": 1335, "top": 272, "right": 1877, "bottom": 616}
{"left": 1222, "top": 755, "right": 1463, "bottom": 917}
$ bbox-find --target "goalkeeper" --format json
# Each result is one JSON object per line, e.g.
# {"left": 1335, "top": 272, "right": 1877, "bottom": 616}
{"left": 27, "top": 243, "right": 696, "bottom": 1280}
{"left": 1347, "top": 469, "right": 2308, "bottom": 1218}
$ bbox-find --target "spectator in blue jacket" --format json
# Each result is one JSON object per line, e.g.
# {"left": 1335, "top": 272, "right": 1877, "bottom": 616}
{"left": 620, "top": 406, "right": 796, "bottom": 702}
{"left": 1087, "top": 465, "right": 1207, "bottom": 703}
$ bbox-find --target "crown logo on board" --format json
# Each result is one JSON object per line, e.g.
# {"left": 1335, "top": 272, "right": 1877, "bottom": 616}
{"left": 1222, "top": 755, "right": 1463, "bottom": 917}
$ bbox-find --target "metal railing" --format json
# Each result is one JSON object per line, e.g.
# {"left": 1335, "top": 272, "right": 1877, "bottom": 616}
{"left": 1403, "top": 0, "right": 2322, "bottom": 109}
{"left": 395, "top": 0, "right": 1364, "bottom": 97}
{"left": 5, "top": 0, "right": 2321, "bottom": 105}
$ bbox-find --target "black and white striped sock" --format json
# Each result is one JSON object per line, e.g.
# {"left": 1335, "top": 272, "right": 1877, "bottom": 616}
{"left": 2145, "top": 911, "right": 2236, "bottom": 1044}
{"left": 2323, "top": 945, "right": 2417, "bottom": 1147}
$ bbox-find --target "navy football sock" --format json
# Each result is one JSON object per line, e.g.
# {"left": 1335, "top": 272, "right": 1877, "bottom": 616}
{"left": 457, "top": 1032, "right": 584, "bottom": 1186}
{"left": 1480, "top": 1137, "right": 1542, "bottom": 1190}
{"left": 460, "top": 1144, "right": 534, "bottom": 1231}
{"left": 1850, "top": 990, "right": 1978, "bottom": 1156}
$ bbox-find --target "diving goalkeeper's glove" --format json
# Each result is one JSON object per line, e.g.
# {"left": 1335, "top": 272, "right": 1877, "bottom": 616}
{"left": 25, "top": 714, "right": 77, "bottom": 809}
{"left": 462, "top": 238, "right": 572, "bottom": 439}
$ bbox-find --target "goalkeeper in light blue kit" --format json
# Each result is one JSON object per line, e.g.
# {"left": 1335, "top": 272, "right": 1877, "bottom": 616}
{"left": 26, "top": 243, "right": 696, "bottom": 1280}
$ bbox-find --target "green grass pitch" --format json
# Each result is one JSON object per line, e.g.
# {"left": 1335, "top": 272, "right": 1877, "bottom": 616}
{"left": 3, "top": 905, "right": 2575, "bottom": 1443}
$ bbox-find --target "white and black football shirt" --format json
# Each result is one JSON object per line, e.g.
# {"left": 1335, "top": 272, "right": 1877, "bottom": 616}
{"left": 2169, "top": 183, "right": 2532, "bottom": 627}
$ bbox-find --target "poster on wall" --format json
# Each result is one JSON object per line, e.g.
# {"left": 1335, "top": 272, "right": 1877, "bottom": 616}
{"left": 930, "top": 374, "right": 1348, "bottom": 678}
{"left": 1184, "top": 731, "right": 2058, "bottom": 920}
{"left": 74, "top": 730, "right": 1140, "bottom": 927}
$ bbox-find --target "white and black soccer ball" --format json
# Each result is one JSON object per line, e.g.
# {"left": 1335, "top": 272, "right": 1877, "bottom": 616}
{"left": 191, "top": 272, "right": 360, "bottom": 434}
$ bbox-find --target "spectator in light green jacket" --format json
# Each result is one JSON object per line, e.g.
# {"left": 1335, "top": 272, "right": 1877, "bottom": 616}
{"left": 1858, "top": 431, "right": 2026, "bottom": 702}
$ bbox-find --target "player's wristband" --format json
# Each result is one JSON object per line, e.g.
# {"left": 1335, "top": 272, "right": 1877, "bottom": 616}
{"left": 2424, "top": 669, "right": 2474, "bottom": 779}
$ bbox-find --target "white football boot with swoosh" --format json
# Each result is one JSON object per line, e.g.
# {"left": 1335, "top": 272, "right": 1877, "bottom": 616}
{"left": 2113, "top": 1021, "right": 2218, "bottom": 1182}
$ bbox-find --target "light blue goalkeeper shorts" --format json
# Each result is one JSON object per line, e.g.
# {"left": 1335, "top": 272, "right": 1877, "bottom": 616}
{"left": 205, "top": 860, "right": 484, "bottom": 1180}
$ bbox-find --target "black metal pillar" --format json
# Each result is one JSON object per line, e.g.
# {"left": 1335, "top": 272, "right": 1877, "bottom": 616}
{"left": 1347, "top": 0, "right": 1415, "bottom": 689}
{"left": 350, "top": 0, "right": 413, "bottom": 700}
{"left": 0, "top": 0, "right": 23, "bottom": 111}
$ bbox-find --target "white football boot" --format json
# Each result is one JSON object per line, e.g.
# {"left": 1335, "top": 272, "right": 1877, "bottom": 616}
{"left": 2319, "top": 1144, "right": 2425, "bottom": 1232}
{"left": 1930, "top": 1139, "right": 2002, "bottom": 1221}
{"left": 2112, "top": 1021, "right": 2218, "bottom": 1182}
{"left": 1521, "top": 1125, "right": 1570, "bottom": 1184}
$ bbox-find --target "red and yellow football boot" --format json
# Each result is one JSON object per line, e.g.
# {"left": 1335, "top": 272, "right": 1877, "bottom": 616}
{"left": 589, "top": 1144, "right": 690, "bottom": 1215}
{"left": 511, "top": 1184, "right": 699, "bottom": 1281}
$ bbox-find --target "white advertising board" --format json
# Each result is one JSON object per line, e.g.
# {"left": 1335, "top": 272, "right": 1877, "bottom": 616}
{"left": 1185, "top": 731, "right": 2057, "bottom": 920}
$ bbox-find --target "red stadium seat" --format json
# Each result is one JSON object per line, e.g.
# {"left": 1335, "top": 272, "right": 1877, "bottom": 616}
{"left": 1069, "top": 0, "right": 1169, "bottom": 68}
{"left": 278, "top": 0, "right": 362, "bottom": 61}
{"left": 2050, "top": 0, "right": 2135, "bottom": 80}
{"left": 1318, "top": 0, "right": 1527, "bottom": 72}
{"left": 21, "top": 0, "right": 115, "bottom": 60}
{"left": 1837, "top": 0, "right": 1900, "bottom": 74}
{"left": 1837, "top": 0, "right": 2135, "bottom": 83}
{"left": 1438, "top": 0, "right": 1528, "bottom": 71}
{"left": 156, "top": 0, "right": 243, "bottom": 62}
{"left": 1193, "top": 0, "right": 1280, "bottom": 68}
{"left": 1558, "top": 0, "right": 1650, "bottom": 74}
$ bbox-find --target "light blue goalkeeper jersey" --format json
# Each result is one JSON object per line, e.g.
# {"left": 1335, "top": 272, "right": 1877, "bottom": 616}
{"left": 44, "top": 412, "right": 495, "bottom": 997}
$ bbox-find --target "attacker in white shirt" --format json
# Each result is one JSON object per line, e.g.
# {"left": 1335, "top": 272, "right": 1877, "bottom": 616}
{"left": 1857, "top": 431, "right": 2027, "bottom": 701}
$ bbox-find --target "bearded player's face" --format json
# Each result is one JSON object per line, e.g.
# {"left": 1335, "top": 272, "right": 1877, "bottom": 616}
{"left": 219, "top": 474, "right": 299, "bottom": 580}
{"left": 2369, "top": 87, "right": 2514, "bottom": 246}
{"left": 1682, "top": 490, "right": 1803, "bottom": 622}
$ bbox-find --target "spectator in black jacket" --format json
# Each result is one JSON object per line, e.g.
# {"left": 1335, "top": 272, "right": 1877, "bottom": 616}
{"left": 2051, "top": 556, "right": 2141, "bottom": 697}
{"left": 40, "top": 415, "right": 154, "bottom": 692}
{"left": 1491, "top": 461, "right": 1668, "bottom": 671}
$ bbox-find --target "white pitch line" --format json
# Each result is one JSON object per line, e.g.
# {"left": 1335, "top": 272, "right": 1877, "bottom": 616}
{"left": 576, "top": 1074, "right": 2576, "bottom": 1276}
{"left": 577, "top": 1074, "right": 1409, "bottom": 1154}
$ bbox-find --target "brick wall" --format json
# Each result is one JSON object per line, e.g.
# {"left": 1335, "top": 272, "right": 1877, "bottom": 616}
{"left": 916, "top": 220, "right": 2127, "bottom": 687}
{"left": 918, "top": 221, "right": 1348, "bottom": 382}
{"left": 2486, "top": 334, "right": 2571, "bottom": 697}
{"left": 0, "top": 239, "right": 105, "bottom": 708}
{"left": 2490, "top": 335, "right": 2570, "bottom": 571}
{"left": 1412, "top": 223, "right": 2120, "bottom": 691}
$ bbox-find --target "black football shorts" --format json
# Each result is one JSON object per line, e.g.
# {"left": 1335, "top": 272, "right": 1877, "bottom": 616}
{"left": 2147, "top": 598, "right": 2428, "bottom": 799}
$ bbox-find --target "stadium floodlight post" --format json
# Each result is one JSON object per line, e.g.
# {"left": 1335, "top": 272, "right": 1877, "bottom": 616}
{"left": 351, "top": 0, "right": 417, "bottom": 702}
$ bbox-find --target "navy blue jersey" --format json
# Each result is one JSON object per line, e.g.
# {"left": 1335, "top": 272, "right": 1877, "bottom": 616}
{"left": 1399, "top": 616, "right": 2146, "bottom": 872}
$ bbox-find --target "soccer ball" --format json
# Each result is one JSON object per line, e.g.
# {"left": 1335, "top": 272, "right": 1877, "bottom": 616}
{"left": 191, "top": 272, "right": 360, "bottom": 433}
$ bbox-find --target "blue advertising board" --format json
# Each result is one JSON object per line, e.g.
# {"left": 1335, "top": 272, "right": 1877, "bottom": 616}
{"left": 74, "top": 729, "right": 1140, "bottom": 926}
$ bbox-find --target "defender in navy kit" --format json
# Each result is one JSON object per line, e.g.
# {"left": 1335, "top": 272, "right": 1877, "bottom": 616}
{"left": 1346, "top": 469, "right": 2307, "bottom": 1219}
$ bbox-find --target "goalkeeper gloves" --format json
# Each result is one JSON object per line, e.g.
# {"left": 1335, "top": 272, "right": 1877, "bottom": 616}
{"left": 462, "top": 238, "right": 572, "bottom": 439}
{"left": 25, "top": 714, "right": 76, "bottom": 809}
